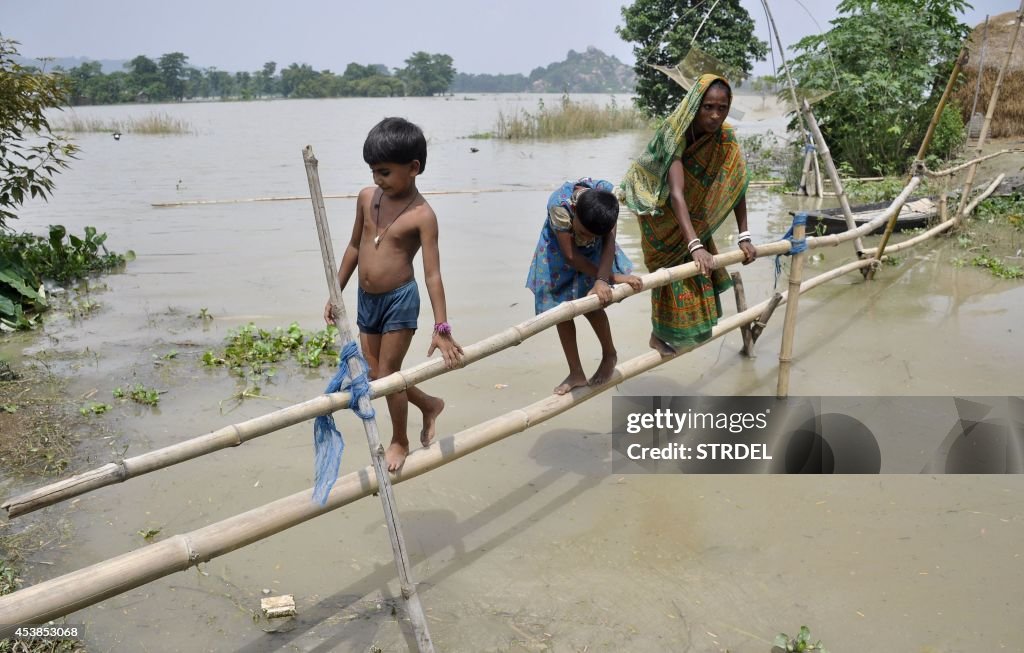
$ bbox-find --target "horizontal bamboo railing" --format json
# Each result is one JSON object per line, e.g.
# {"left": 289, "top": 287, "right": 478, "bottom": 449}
{"left": 0, "top": 248, "right": 880, "bottom": 634}
{"left": 0, "top": 174, "right": 928, "bottom": 519}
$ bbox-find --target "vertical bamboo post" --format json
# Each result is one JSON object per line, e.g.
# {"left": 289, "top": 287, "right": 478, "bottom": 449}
{"left": 955, "top": 0, "right": 1024, "bottom": 223}
{"left": 798, "top": 144, "right": 814, "bottom": 196}
{"left": 759, "top": 0, "right": 864, "bottom": 256}
{"left": 870, "top": 43, "right": 969, "bottom": 277}
{"left": 811, "top": 151, "right": 823, "bottom": 199}
{"left": 799, "top": 102, "right": 864, "bottom": 253}
{"left": 917, "top": 45, "right": 969, "bottom": 165}
{"left": 302, "top": 146, "right": 434, "bottom": 653}
{"left": 776, "top": 216, "right": 808, "bottom": 399}
{"left": 968, "top": 16, "right": 990, "bottom": 141}
{"left": 730, "top": 271, "right": 754, "bottom": 356}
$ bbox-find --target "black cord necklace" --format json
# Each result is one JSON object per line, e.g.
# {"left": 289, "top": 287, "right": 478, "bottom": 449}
{"left": 373, "top": 190, "right": 419, "bottom": 248}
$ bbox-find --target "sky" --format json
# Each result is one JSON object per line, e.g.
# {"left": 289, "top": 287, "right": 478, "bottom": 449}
{"left": 1, "top": 1, "right": 1012, "bottom": 77}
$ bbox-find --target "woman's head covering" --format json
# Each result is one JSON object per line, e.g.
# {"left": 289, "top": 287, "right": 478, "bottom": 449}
{"left": 619, "top": 73, "right": 732, "bottom": 216}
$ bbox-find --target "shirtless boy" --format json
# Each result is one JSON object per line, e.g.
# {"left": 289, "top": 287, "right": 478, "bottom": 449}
{"left": 324, "top": 117, "right": 463, "bottom": 471}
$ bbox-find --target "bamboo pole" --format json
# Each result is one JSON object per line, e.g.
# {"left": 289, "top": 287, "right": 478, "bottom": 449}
{"left": 800, "top": 101, "right": 864, "bottom": 254}
{"left": 0, "top": 251, "right": 881, "bottom": 636}
{"left": 917, "top": 45, "right": 969, "bottom": 165}
{"left": 871, "top": 44, "right": 969, "bottom": 276}
{"left": 923, "top": 149, "right": 1023, "bottom": 177}
{"left": 730, "top": 271, "right": 753, "bottom": 356}
{"left": 812, "top": 151, "right": 824, "bottom": 199}
{"left": 302, "top": 146, "right": 433, "bottom": 652}
{"left": 968, "top": 16, "right": 990, "bottom": 140}
{"left": 749, "top": 293, "right": 782, "bottom": 344}
{"left": 776, "top": 217, "right": 808, "bottom": 398}
{"left": 759, "top": 0, "right": 863, "bottom": 254}
{"left": 860, "top": 175, "right": 1005, "bottom": 258}
{"left": 1, "top": 178, "right": 923, "bottom": 519}
{"left": 151, "top": 187, "right": 538, "bottom": 208}
{"left": 955, "top": 0, "right": 1024, "bottom": 222}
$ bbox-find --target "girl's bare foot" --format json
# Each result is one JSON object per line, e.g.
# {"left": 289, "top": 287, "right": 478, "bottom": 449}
{"left": 554, "top": 372, "right": 587, "bottom": 395}
{"left": 588, "top": 353, "right": 618, "bottom": 386}
{"left": 420, "top": 397, "right": 445, "bottom": 447}
{"left": 649, "top": 334, "right": 676, "bottom": 356}
{"left": 385, "top": 442, "right": 409, "bottom": 472}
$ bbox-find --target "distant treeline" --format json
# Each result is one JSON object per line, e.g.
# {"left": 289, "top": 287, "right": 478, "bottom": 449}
{"left": 47, "top": 51, "right": 456, "bottom": 105}
{"left": 35, "top": 46, "right": 636, "bottom": 105}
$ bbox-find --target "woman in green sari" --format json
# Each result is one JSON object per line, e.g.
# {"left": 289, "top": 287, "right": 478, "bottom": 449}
{"left": 619, "top": 74, "right": 758, "bottom": 354}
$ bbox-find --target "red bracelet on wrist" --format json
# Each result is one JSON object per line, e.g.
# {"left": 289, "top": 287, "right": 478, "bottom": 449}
{"left": 433, "top": 322, "right": 451, "bottom": 336}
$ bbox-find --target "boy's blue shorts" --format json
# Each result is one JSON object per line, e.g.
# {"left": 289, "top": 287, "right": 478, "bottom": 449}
{"left": 357, "top": 279, "right": 420, "bottom": 335}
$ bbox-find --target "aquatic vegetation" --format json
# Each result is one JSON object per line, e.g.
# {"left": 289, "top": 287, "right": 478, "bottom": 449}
{"left": 774, "top": 626, "right": 828, "bottom": 653}
{"left": 491, "top": 95, "right": 648, "bottom": 140}
{"left": 79, "top": 402, "right": 112, "bottom": 416}
{"left": 113, "top": 384, "right": 161, "bottom": 406}
{"left": 0, "top": 225, "right": 133, "bottom": 330}
{"left": 203, "top": 322, "right": 340, "bottom": 385}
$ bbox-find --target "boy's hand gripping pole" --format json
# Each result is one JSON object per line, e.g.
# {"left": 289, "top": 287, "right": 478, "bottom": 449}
{"left": 302, "top": 146, "right": 435, "bottom": 653}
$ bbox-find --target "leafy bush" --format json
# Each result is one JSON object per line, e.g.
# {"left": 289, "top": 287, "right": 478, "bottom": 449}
{"left": 0, "top": 225, "right": 133, "bottom": 329}
{"left": 787, "top": 0, "right": 970, "bottom": 176}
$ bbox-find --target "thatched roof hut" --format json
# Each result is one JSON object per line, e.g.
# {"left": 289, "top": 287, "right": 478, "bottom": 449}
{"left": 956, "top": 11, "right": 1023, "bottom": 139}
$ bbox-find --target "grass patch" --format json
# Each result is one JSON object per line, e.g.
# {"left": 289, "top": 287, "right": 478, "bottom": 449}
{"left": 52, "top": 111, "right": 195, "bottom": 135}
{"left": 489, "top": 95, "right": 648, "bottom": 140}
{"left": 0, "top": 367, "right": 78, "bottom": 477}
{"left": 953, "top": 192, "right": 1024, "bottom": 279}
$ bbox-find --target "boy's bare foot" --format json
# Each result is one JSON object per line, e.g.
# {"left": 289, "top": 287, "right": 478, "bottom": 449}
{"left": 385, "top": 442, "right": 409, "bottom": 472}
{"left": 649, "top": 334, "right": 676, "bottom": 356}
{"left": 554, "top": 372, "right": 587, "bottom": 395}
{"left": 588, "top": 353, "right": 618, "bottom": 386}
{"left": 420, "top": 397, "right": 445, "bottom": 447}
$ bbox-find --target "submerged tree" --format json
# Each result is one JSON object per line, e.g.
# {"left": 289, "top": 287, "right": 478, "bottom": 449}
{"left": 787, "top": 0, "right": 970, "bottom": 175}
{"left": 0, "top": 36, "right": 77, "bottom": 231}
{"left": 617, "top": 0, "right": 767, "bottom": 117}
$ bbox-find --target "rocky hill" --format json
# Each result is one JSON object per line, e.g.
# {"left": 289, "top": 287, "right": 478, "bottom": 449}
{"left": 452, "top": 47, "right": 636, "bottom": 93}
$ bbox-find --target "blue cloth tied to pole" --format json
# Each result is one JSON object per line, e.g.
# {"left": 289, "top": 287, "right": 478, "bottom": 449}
{"left": 312, "top": 340, "right": 375, "bottom": 505}
{"left": 773, "top": 212, "right": 809, "bottom": 290}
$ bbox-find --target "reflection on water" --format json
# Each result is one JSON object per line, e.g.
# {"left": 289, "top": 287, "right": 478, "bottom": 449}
{"left": 5, "top": 96, "right": 1023, "bottom": 652}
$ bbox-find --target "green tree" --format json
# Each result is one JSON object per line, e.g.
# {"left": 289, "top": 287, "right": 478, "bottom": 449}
{"left": 396, "top": 52, "right": 455, "bottom": 96}
{"left": 617, "top": 0, "right": 767, "bottom": 117}
{"left": 788, "top": 0, "right": 970, "bottom": 175}
{"left": 0, "top": 37, "right": 77, "bottom": 231}
{"left": 260, "top": 61, "right": 277, "bottom": 96}
{"left": 66, "top": 60, "right": 103, "bottom": 104}
{"left": 125, "top": 55, "right": 162, "bottom": 100}
{"left": 158, "top": 52, "right": 189, "bottom": 100}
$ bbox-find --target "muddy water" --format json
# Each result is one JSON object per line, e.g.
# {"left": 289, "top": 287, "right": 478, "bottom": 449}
{"left": 3, "top": 96, "right": 1023, "bottom": 652}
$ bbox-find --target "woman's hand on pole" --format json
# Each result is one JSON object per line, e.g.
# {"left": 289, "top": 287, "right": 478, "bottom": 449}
{"left": 692, "top": 248, "right": 715, "bottom": 277}
{"left": 739, "top": 240, "right": 757, "bottom": 265}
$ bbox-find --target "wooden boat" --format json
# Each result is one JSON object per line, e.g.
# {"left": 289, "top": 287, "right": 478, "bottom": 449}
{"left": 790, "top": 197, "right": 938, "bottom": 235}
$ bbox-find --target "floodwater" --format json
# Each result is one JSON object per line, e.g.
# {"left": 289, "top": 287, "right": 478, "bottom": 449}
{"left": 2, "top": 94, "right": 1023, "bottom": 652}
